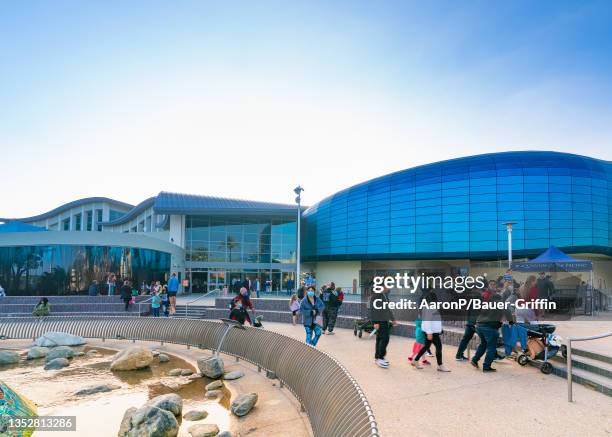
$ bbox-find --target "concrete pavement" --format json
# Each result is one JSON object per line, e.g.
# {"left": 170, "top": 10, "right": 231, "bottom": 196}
{"left": 263, "top": 322, "right": 611, "bottom": 437}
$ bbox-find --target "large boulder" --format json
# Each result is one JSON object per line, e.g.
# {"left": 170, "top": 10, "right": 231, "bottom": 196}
{"left": 188, "top": 424, "right": 219, "bottom": 437}
{"left": 120, "top": 405, "right": 178, "bottom": 437}
{"left": 158, "top": 354, "right": 170, "bottom": 363}
{"left": 45, "top": 346, "right": 74, "bottom": 362}
{"left": 144, "top": 393, "right": 183, "bottom": 417}
{"left": 0, "top": 350, "right": 20, "bottom": 365}
{"left": 111, "top": 346, "right": 154, "bottom": 371}
{"left": 44, "top": 357, "right": 69, "bottom": 370}
{"left": 75, "top": 383, "right": 120, "bottom": 396}
{"left": 197, "top": 356, "right": 224, "bottom": 379}
{"left": 35, "top": 332, "right": 86, "bottom": 347}
{"left": 230, "top": 393, "right": 258, "bottom": 417}
{"left": 27, "top": 346, "right": 50, "bottom": 360}
{"left": 223, "top": 370, "right": 244, "bottom": 381}
{"left": 183, "top": 410, "right": 208, "bottom": 421}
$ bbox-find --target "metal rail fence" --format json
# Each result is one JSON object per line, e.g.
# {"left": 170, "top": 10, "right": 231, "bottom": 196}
{"left": 0, "top": 317, "right": 379, "bottom": 437}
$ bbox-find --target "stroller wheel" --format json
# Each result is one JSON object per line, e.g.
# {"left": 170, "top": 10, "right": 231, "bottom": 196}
{"left": 358, "top": 330, "right": 363, "bottom": 338}
{"left": 561, "top": 345, "right": 567, "bottom": 359}
{"left": 541, "top": 362, "right": 553, "bottom": 375}
{"left": 517, "top": 354, "right": 529, "bottom": 366}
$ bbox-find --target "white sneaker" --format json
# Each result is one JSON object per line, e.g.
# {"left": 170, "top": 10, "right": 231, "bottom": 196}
{"left": 375, "top": 359, "right": 389, "bottom": 368}
{"left": 327, "top": 331, "right": 335, "bottom": 335}
{"left": 411, "top": 360, "right": 423, "bottom": 369}
{"left": 437, "top": 365, "right": 451, "bottom": 372}
{"left": 380, "top": 359, "right": 389, "bottom": 366}
{"left": 426, "top": 351, "right": 434, "bottom": 357}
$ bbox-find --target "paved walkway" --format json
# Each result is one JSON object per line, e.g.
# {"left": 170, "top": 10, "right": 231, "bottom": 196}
{"left": 263, "top": 322, "right": 611, "bottom": 437}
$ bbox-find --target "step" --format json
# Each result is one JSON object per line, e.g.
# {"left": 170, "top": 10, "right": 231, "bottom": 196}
{"left": 551, "top": 354, "right": 612, "bottom": 380}
{"left": 572, "top": 348, "right": 612, "bottom": 366}
{"left": 548, "top": 359, "right": 612, "bottom": 397}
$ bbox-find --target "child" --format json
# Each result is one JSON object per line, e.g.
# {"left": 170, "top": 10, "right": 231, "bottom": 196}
{"left": 151, "top": 292, "right": 161, "bottom": 317}
{"left": 289, "top": 294, "right": 300, "bottom": 325}
{"left": 160, "top": 287, "right": 169, "bottom": 317}
{"left": 408, "top": 319, "right": 431, "bottom": 365}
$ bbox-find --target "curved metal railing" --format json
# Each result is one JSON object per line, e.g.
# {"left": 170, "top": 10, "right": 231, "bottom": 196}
{"left": 566, "top": 331, "right": 612, "bottom": 402}
{"left": 0, "top": 317, "right": 379, "bottom": 437}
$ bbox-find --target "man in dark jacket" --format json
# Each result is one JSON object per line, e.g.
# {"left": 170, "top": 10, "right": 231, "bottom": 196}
{"left": 455, "top": 287, "right": 481, "bottom": 361}
{"left": 536, "top": 272, "right": 554, "bottom": 300}
{"left": 471, "top": 293, "right": 512, "bottom": 372}
{"left": 120, "top": 280, "right": 133, "bottom": 311}
{"left": 321, "top": 283, "right": 341, "bottom": 335}
{"left": 369, "top": 288, "right": 397, "bottom": 368}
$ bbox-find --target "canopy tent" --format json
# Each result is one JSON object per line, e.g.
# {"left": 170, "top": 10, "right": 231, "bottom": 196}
{"left": 512, "top": 246, "right": 592, "bottom": 272}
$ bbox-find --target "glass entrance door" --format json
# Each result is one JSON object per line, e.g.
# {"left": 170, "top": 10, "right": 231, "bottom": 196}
{"left": 208, "top": 270, "right": 226, "bottom": 292}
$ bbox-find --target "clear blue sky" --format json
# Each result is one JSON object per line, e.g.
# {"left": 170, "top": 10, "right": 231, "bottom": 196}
{"left": 1, "top": 0, "right": 611, "bottom": 216}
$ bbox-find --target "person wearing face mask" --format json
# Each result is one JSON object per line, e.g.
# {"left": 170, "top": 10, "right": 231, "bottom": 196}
{"left": 300, "top": 286, "right": 325, "bottom": 346}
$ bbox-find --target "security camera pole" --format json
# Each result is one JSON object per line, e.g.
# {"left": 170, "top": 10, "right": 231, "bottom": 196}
{"left": 294, "top": 186, "right": 304, "bottom": 290}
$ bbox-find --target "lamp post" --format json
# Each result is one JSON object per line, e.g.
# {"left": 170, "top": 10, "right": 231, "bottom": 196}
{"left": 294, "top": 186, "right": 304, "bottom": 290}
{"left": 502, "top": 221, "right": 517, "bottom": 270}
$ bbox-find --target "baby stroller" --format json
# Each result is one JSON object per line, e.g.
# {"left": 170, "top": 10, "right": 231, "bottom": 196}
{"left": 516, "top": 324, "right": 565, "bottom": 374}
{"left": 353, "top": 318, "right": 375, "bottom": 338}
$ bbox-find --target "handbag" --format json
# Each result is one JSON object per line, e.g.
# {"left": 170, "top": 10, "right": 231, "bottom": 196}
{"left": 129, "top": 297, "right": 135, "bottom": 305}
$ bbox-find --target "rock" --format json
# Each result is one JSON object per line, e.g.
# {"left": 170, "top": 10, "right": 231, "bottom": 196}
{"left": 118, "top": 407, "right": 137, "bottom": 436}
{"left": 181, "top": 369, "right": 193, "bottom": 376}
{"left": 205, "top": 390, "right": 222, "bottom": 399}
{"left": 74, "top": 351, "right": 85, "bottom": 357}
{"left": 44, "top": 357, "right": 69, "bottom": 370}
{"left": 86, "top": 350, "right": 101, "bottom": 357}
{"left": 75, "top": 383, "right": 120, "bottom": 396}
{"left": 158, "top": 354, "right": 170, "bottom": 363}
{"left": 152, "top": 350, "right": 160, "bottom": 357}
{"left": 231, "top": 393, "right": 258, "bottom": 417}
{"left": 110, "top": 346, "right": 154, "bottom": 371}
{"left": 197, "top": 356, "right": 224, "bottom": 379}
{"left": 168, "top": 368, "right": 183, "bottom": 376}
{"left": 121, "top": 405, "right": 178, "bottom": 437}
{"left": 223, "top": 370, "right": 244, "bottom": 380}
{"left": 217, "top": 432, "right": 233, "bottom": 437}
{"left": 187, "top": 373, "right": 202, "bottom": 380}
{"left": 145, "top": 393, "right": 183, "bottom": 417}
{"left": 0, "top": 350, "right": 19, "bottom": 365}
{"left": 44, "top": 346, "right": 74, "bottom": 362}
{"left": 205, "top": 380, "right": 223, "bottom": 391}
{"left": 35, "top": 332, "right": 86, "bottom": 347}
{"left": 183, "top": 410, "right": 208, "bottom": 421}
{"left": 27, "top": 346, "right": 50, "bottom": 360}
{"left": 188, "top": 424, "right": 219, "bottom": 437}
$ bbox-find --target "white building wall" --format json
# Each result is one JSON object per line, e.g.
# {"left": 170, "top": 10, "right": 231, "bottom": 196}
{"left": 314, "top": 261, "right": 362, "bottom": 294}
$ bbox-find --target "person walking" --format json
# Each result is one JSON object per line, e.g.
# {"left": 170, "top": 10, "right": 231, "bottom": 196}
{"left": 107, "top": 274, "right": 116, "bottom": 296}
{"left": 167, "top": 273, "right": 179, "bottom": 315}
{"left": 408, "top": 318, "right": 431, "bottom": 365}
{"left": 120, "top": 280, "right": 133, "bottom": 311}
{"left": 300, "top": 287, "right": 324, "bottom": 346}
{"left": 321, "top": 283, "right": 340, "bottom": 335}
{"left": 455, "top": 287, "right": 481, "bottom": 361}
{"left": 471, "top": 292, "right": 511, "bottom": 372}
{"left": 412, "top": 292, "right": 450, "bottom": 372}
{"left": 369, "top": 287, "right": 397, "bottom": 368}
{"left": 289, "top": 294, "right": 301, "bottom": 325}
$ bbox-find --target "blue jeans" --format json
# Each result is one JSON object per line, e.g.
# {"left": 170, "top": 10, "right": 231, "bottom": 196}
{"left": 456, "top": 324, "right": 476, "bottom": 358}
{"left": 502, "top": 324, "right": 528, "bottom": 355}
{"left": 473, "top": 325, "right": 499, "bottom": 369}
{"left": 305, "top": 325, "right": 322, "bottom": 346}
{"left": 152, "top": 307, "right": 160, "bottom": 317}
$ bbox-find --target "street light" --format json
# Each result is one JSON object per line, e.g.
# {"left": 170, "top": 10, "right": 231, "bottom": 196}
{"left": 502, "top": 221, "right": 517, "bottom": 269}
{"left": 294, "top": 186, "right": 304, "bottom": 290}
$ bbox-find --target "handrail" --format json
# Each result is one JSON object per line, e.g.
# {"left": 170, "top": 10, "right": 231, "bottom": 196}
{"left": 566, "top": 331, "right": 612, "bottom": 402}
{"left": 0, "top": 317, "right": 379, "bottom": 437}
{"left": 183, "top": 291, "right": 218, "bottom": 318}
{"left": 138, "top": 296, "right": 154, "bottom": 317}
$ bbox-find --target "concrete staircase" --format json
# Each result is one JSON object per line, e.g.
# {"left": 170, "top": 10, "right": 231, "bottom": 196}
{"left": 548, "top": 348, "right": 612, "bottom": 397}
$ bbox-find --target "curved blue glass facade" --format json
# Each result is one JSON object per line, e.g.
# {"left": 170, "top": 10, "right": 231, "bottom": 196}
{"left": 303, "top": 151, "right": 612, "bottom": 261}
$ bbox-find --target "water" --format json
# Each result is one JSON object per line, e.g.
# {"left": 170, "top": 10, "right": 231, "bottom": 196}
{"left": 1, "top": 345, "right": 231, "bottom": 436}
